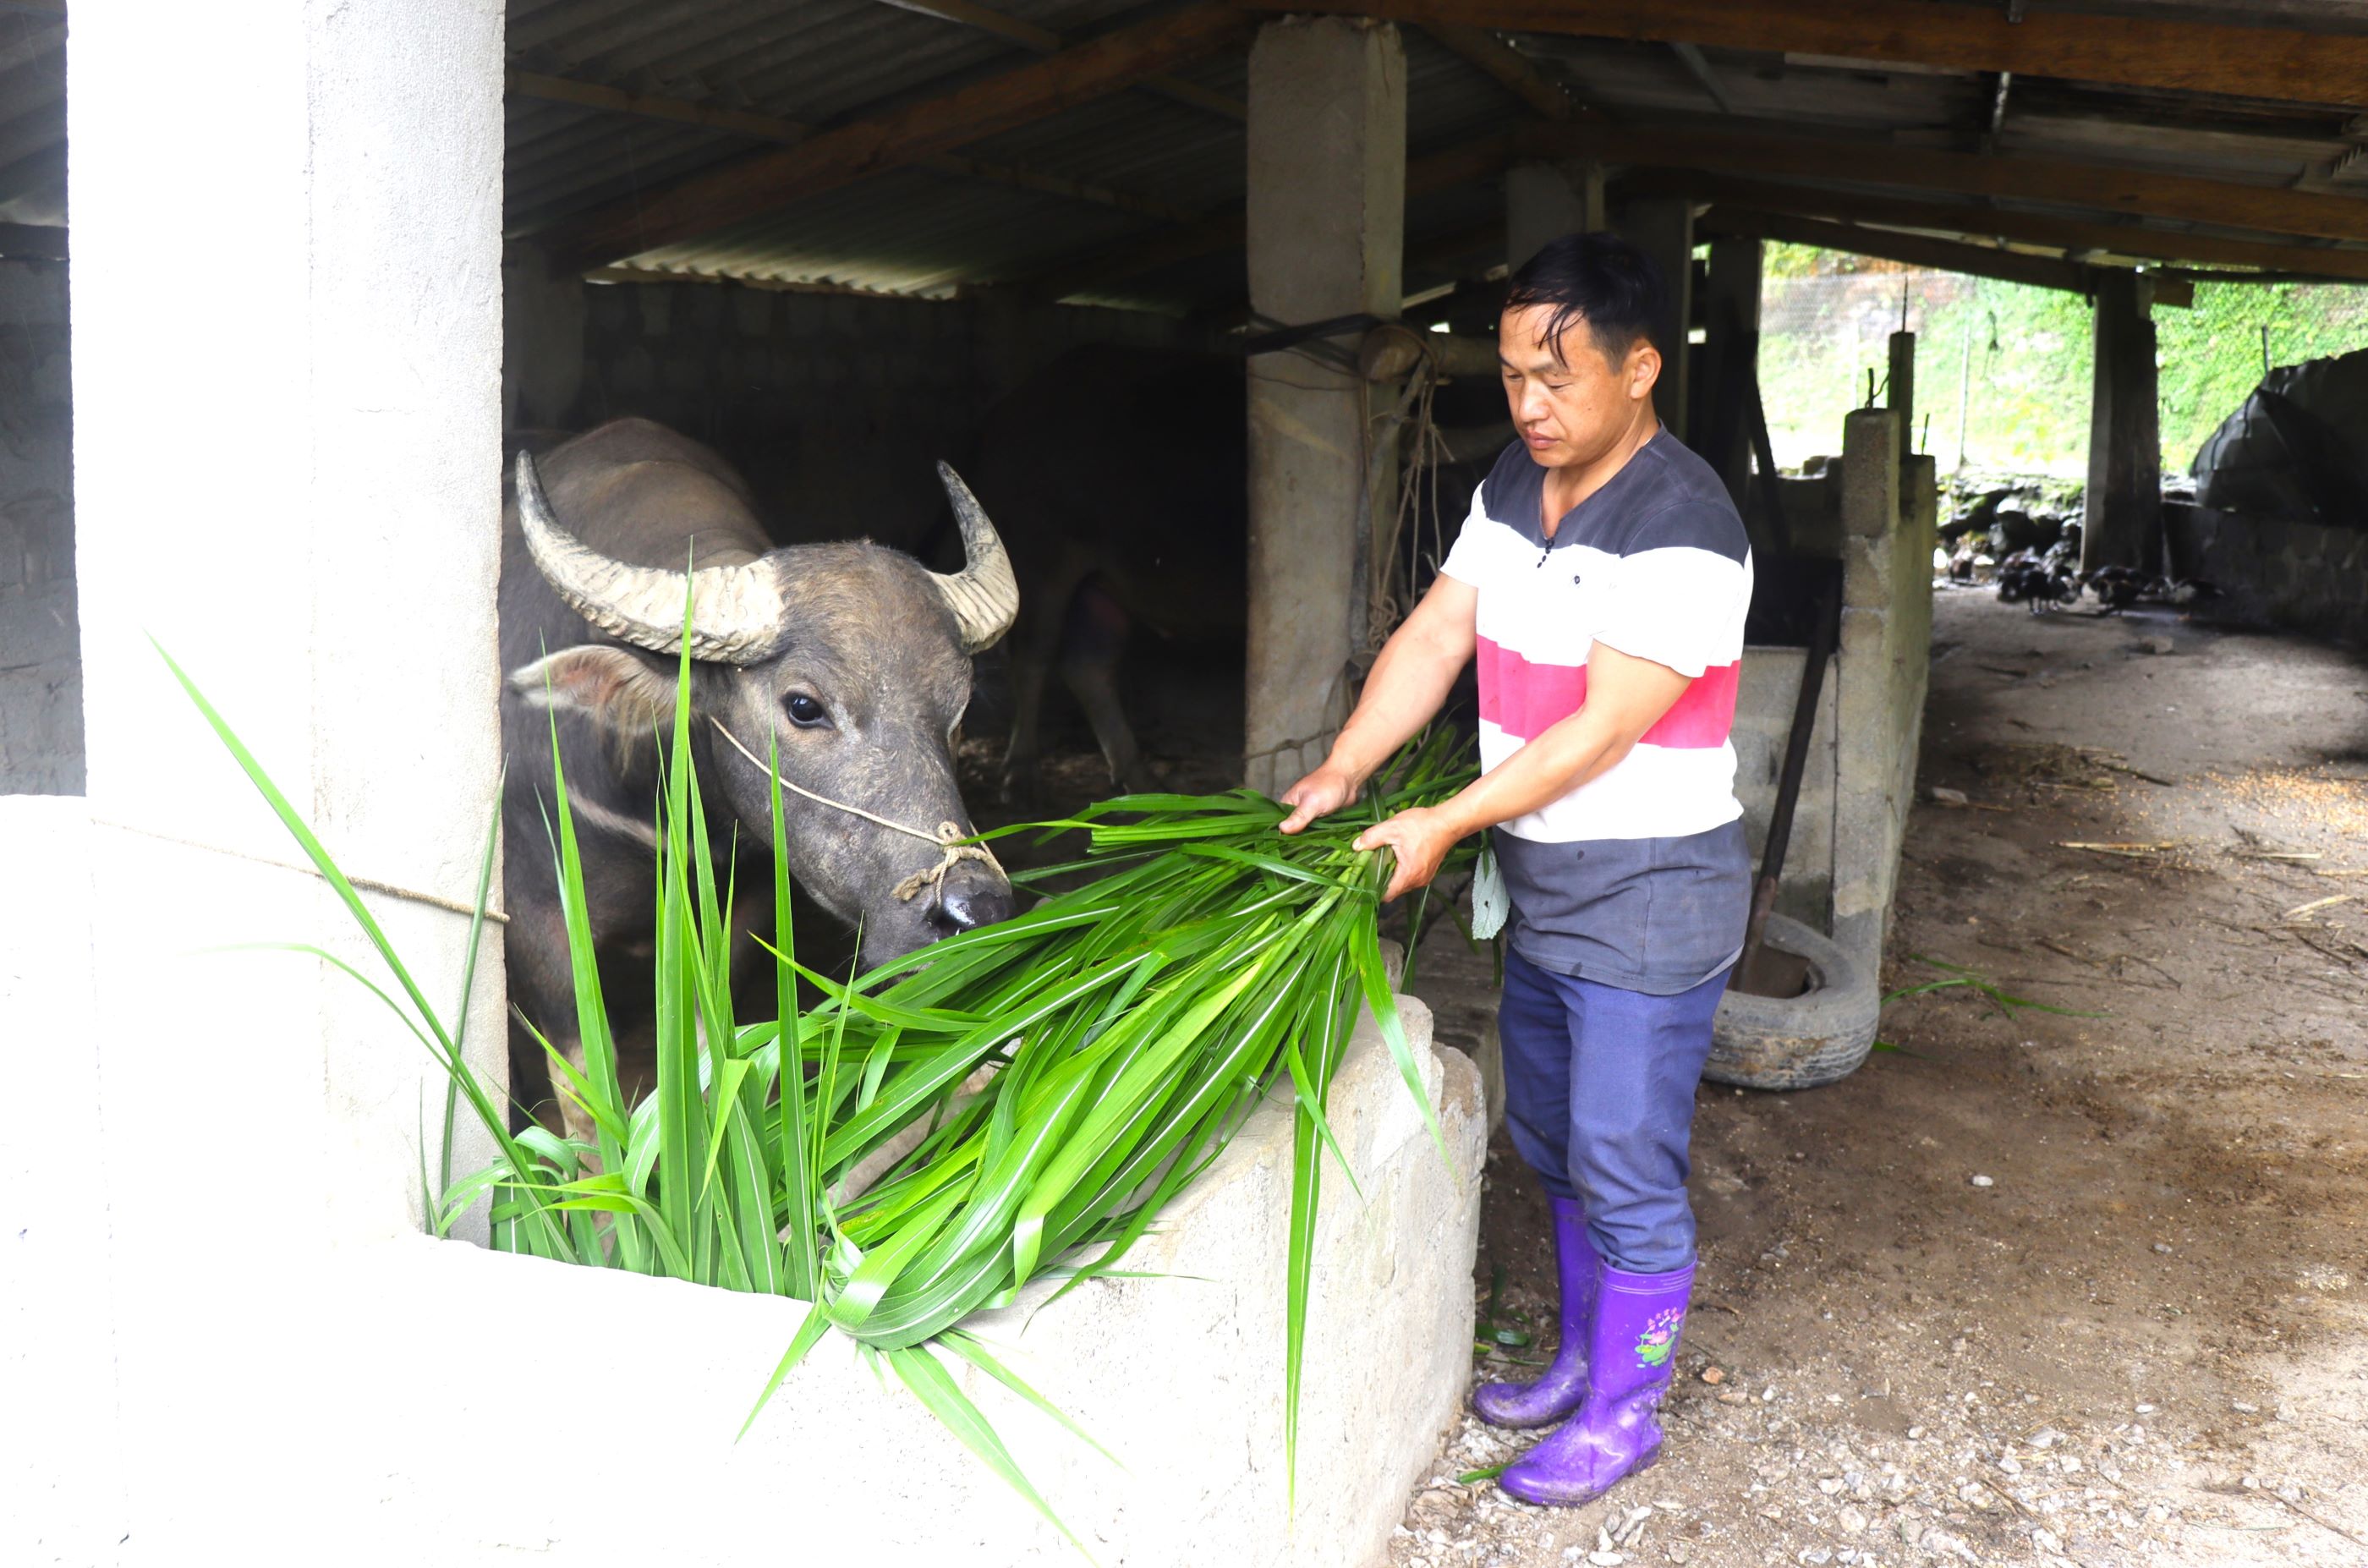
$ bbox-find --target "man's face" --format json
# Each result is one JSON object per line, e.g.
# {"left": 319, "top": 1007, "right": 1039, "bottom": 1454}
{"left": 1498, "top": 304, "right": 1660, "bottom": 469}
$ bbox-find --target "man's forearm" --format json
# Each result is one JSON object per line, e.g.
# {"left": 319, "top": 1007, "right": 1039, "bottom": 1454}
{"left": 1436, "top": 646, "right": 1694, "bottom": 836}
{"left": 1437, "top": 708, "right": 1632, "bottom": 837}
{"left": 1325, "top": 620, "right": 1469, "bottom": 783}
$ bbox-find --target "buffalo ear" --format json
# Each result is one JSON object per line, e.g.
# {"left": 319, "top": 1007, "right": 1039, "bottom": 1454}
{"left": 508, "top": 644, "right": 679, "bottom": 735}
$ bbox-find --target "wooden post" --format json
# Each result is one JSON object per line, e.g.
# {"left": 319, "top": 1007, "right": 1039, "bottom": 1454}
{"left": 1505, "top": 159, "right": 1603, "bottom": 272}
{"left": 1612, "top": 196, "right": 1693, "bottom": 443}
{"left": 1888, "top": 327, "right": 1916, "bottom": 477}
{"left": 2081, "top": 272, "right": 2163, "bottom": 573}
{"left": 1701, "top": 235, "right": 1762, "bottom": 502}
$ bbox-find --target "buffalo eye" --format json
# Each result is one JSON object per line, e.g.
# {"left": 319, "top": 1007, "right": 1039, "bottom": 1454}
{"left": 783, "top": 693, "right": 829, "bottom": 728}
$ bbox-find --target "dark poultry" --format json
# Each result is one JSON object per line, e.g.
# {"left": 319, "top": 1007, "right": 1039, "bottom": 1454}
{"left": 1996, "top": 551, "right": 2080, "bottom": 613}
{"left": 2081, "top": 565, "right": 2148, "bottom": 612}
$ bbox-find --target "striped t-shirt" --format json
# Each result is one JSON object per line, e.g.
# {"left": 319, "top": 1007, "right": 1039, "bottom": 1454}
{"left": 1439, "top": 433, "right": 1753, "bottom": 992}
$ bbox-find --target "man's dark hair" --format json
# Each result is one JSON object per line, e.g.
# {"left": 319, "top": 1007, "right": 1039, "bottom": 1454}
{"left": 1504, "top": 231, "right": 1666, "bottom": 368}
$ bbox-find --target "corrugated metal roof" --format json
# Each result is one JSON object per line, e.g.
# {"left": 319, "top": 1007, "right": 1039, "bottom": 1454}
{"left": 501, "top": 0, "right": 2368, "bottom": 303}
{"left": 510, "top": 5, "right": 1532, "bottom": 305}
{"left": 8, "top": 2, "right": 2368, "bottom": 293}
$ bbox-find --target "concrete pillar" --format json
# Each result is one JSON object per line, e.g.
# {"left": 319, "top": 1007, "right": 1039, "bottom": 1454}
{"left": 1505, "top": 159, "right": 1604, "bottom": 273}
{"left": 1888, "top": 329, "right": 1916, "bottom": 476}
{"left": 1700, "top": 236, "right": 1762, "bottom": 505}
{"left": 1243, "top": 16, "right": 1406, "bottom": 794}
{"left": 1831, "top": 408, "right": 1932, "bottom": 968}
{"left": 2082, "top": 271, "right": 2163, "bottom": 574}
{"left": 1612, "top": 196, "right": 1693, "bottom": 443}
{"left": 60, "top": 0, "right": 506, "bottom": 1552}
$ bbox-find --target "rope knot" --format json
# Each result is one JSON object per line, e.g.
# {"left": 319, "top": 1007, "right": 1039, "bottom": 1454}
{"left": 891, "top": 821, "right": 1003, "bottom": 905}
{"left": 710, "top": 718, "right": 1005, "bottom": 905}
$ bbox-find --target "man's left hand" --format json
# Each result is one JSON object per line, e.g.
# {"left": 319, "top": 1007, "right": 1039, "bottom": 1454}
{"left": 1354, "top": 805, "right": 1468, "bottom": 902}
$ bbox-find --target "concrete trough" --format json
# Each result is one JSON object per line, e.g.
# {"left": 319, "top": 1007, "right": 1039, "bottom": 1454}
{"left": 220, "top": 978, "right": 1486, "bottom": 1565}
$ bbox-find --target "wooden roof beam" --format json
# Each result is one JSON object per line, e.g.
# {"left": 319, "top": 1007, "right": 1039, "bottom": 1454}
{"left": 1419, "top": 23, "right": 1588, "bottom": 123}
{"left": 536, "top": 0, "right": 1252, "bottom": 274}
{"left": 1527, "top": 121, "right": 2368, "bottom": 244}
{"left": 1695, "top": 209, "right": 2103, "bottom": 297}
{"left": 0, "top": 221, "right": 65, "bottom": 261}
{"left": 871, "top": 0, "right": 1246, "bottom": 122}
{"left": 1243, "top": 0, "right": 2368, "bottom": 110}
{"left": 1702, "top": 210, "right": 2201, "bottom": 306}
{"left": 1019, "top": 129, "right": 1527, "bottom": 303}
{"left": 1619, "top": 170, "right": 2368, "bottom": 282}
{"left": 509, "top": 70, "right": 1195, "bottom": 227}
{"left": 511, "top": 69, "right": 818, "bottom": 144}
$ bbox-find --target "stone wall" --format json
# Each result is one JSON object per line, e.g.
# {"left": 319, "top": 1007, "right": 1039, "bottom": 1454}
{"left": 2163, "top": 501, "right": 2368, "bottom": 644}
{"left": 564, "top": 281, "right": 1216, "bottom": 554}
{"left": 0, "top": 256, "right": 77, "bottom": 794}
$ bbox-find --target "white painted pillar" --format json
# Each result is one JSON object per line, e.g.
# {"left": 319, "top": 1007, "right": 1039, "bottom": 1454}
{"left": 1613, "top": 197, "right": 1695, "bottom": 443}
{"left": 1505, "top": 159, "right": 1603, "bottom": 273}
{"left": 1243, "top": 17, "right": 1406, "bottom": 795}
{"left": 61, "top": 0, "right": 505, "bottom": 1552}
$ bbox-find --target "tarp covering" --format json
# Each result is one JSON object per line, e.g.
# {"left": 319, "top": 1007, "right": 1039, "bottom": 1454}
{"left": 2190, "top": 347, "right": 2368, "bottom": 529}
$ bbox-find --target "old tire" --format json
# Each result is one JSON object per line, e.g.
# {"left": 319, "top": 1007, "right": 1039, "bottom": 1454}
{"left": 1707, "top": 915, "right": 1881, "bottom": 1091}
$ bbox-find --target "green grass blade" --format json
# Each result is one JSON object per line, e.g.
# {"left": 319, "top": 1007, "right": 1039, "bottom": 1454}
{"left": 1348, "top": 866, "right": 1449, "bottom": 1169}
{"left": 883, "top": 1345, "right": 1088, "bottom": 1558}
{"left": 442, "top": 775, "right": 505, "bottom": 1203}
{"left": 738, "top": 1299, "right": 833, "bottom": 1440}
{"left": 770, "top": 727, "right": 819, "bottom": 1300}
{"left": 942, "top": 1330, "right": 1121, "bottom": 1468}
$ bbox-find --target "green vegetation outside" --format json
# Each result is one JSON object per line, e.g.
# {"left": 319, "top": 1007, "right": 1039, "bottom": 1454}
{"left": 1754, "top": 242, "right": 2368, "bottom": 479}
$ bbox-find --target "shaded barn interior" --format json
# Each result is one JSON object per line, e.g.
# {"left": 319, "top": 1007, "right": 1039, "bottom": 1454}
{"left": 3, "top": 0, "right": 2365, "bottom": 886}
{"left": 9, "top": 0, "right": 2368, "bottom": 802}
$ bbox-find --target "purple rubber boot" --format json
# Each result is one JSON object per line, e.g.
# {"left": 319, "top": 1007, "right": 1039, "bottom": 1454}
{"left": 1473, "top": 1197, "right": 1599, "bottom": 1428}
{"left": 1499, "top": 1260, "right": 1693, "bottom": 1507}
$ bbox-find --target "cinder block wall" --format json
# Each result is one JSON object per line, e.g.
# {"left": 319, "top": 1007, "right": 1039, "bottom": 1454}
{"left": 2164, "top": 502, "right": 2368, "bottom": 644}
{"left": 0, "top": 256, "right": 78, "bottom": 794}
{"left": 562, "top": 282, "right": 1218, "bottom": 556}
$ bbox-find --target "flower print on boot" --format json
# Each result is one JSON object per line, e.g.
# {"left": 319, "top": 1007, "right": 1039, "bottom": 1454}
{"left": 1499, "top": 1261, "right": 1693, "bottom": 1507}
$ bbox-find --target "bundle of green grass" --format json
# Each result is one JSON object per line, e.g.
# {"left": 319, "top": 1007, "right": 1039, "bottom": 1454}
{"left": 171, "top": 639, "right": 1480, "bottom": 1531}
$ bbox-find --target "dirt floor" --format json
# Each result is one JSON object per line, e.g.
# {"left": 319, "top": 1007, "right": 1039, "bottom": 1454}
{"left": 1379, "top": 589, "right": 2368, "bottom": 1568}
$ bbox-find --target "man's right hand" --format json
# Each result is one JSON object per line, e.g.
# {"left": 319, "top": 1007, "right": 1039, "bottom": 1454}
{"left": 1278, "top": 761, "right": 1362, "bottom": 834}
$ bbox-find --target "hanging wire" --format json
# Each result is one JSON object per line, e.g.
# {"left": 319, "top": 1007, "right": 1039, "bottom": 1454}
{"left": 1364, "top": 352, "right": 1452, "bottom": 661}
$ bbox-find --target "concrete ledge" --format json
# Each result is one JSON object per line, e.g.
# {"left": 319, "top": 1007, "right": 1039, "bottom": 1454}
{"left": 277, "top": 990, "right": 1487, "bottom": 1565}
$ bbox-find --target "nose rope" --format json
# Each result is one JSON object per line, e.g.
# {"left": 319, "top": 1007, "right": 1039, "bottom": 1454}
{"left": 708, "top": 717, "right": 1004, "bottom": 904}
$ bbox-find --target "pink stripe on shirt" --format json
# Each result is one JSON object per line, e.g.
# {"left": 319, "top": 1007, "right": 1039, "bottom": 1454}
{"left": 1476, "top": 635, "right": 1738, "bottom": 748}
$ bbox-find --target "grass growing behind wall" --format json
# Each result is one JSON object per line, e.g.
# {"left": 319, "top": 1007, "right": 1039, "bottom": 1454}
{"left": 164, "top": 624, "right": 1478, "bottom": 1540}
{"left": 1757, "top": 244, "right": 2368, "bottom": 478}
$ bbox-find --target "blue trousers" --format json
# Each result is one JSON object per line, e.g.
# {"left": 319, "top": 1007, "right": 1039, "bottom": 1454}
{"left": 1497, "top": 947, "right": 1727, "bottom": 1275}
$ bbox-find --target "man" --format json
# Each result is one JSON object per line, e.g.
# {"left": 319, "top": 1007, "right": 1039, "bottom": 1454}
{"left": 1280, "top": 232, "right": 1751, "bottom": 1507}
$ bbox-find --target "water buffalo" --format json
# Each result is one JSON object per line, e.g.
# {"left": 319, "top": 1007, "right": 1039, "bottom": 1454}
{"left": 501, "top": 417, "right": 1016, "bottom": 1134}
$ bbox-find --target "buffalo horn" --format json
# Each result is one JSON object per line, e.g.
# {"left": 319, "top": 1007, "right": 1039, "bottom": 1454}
{"left": 513, "top": 449, "right": 785, "bottom": 666}
{"left": 929, "top": 462, "right": 1020, "bottom": 654}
